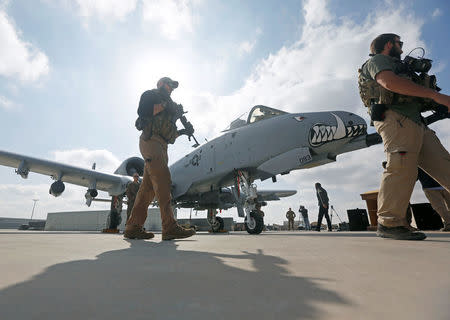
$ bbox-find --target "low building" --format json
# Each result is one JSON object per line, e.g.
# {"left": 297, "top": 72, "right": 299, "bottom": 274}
{"left": 0, "top": 217, "right": 45, "bottom": 229}
{"left": 45, "top": 208, "right": 168, "bottom": 231}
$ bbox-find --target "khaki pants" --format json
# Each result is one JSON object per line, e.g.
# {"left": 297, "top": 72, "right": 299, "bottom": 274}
{"left": 127, "top": 136, "right": 176, "bottom": 232}
{"left": 126, "top": 199, "right": 135, "bottom": 223}
{"left": 374, "top": 110, "right": 450, "bottom": 227}
{"left": 423, "top": 189, "right": 450, "bottom": 225}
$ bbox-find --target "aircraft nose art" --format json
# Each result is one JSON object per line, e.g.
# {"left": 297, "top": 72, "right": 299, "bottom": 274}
{"left": 308, "top": 113, "right": 366, "bottom": 147}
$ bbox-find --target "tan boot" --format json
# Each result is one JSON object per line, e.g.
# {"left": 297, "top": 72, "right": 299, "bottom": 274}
{"left": 162, "top": 224, "right": 196, "bottom": 241}
{"left": 124, "top": 224, "right": 155, "bottom": 239}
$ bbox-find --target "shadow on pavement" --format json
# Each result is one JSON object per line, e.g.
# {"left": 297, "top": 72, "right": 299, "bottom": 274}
{"left": 258, "top": 231, "right": 450, "bottom": 239}
{"left": 0, "top": 239, "right": 351, "bottom": 320}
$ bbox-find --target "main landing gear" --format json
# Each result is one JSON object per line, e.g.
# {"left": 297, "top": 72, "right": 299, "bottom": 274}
{"left": 205, "top": 170, "right": 265, "bottom": 234}
{"left": 244, "top": 210, "right": 264, "bottom": 234}
{"left": 235, "top": 170, "right": 264, "bottom": 234}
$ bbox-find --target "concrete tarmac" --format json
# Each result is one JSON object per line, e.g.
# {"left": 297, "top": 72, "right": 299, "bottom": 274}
{"left": 0, "top": 230, "right": 449, "bottom": 320}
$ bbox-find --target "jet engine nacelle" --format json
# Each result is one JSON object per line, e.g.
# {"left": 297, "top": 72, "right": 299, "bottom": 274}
{"left": 114, "top": 157, "right": 145, "bottom": 177}
{"left": 49, "top": 180, "right": 65, "bottom": 197}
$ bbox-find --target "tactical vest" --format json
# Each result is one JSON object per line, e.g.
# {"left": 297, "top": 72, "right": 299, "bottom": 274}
{"left": 141, "top": 103, "right": 178, "bottom": 144}
{"left": 358, "top": 59, "right": 436, "bottom": 111}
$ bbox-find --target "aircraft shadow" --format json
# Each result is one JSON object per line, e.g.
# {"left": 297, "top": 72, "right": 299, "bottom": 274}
{"left": 0, "top": 239, "right": 351, "bottom": 320}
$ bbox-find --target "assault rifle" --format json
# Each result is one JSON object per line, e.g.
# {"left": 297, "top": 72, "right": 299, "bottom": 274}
{"left": 423, "top": 104, "right": 450, "bottom": 126}
{"left": 175, "top": 104, "right": 200, "bottom": 148}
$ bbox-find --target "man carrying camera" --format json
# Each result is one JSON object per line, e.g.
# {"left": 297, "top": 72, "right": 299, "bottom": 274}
{"left": 124, "top": 77, "right": 196, "bottom": 241}
{"left": 358, "top": 33, "right": 450, "bottom": 240}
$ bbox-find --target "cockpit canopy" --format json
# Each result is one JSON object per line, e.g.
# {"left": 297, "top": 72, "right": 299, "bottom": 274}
{"left": 227, "top": 105, "right": 287, "bottom": 131}
{"left": 247, "top": 105, "right": 287, "bottom": 124}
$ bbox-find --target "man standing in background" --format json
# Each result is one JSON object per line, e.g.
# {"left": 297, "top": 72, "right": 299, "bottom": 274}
{"left": 315, "top": 183, "right": 332, "bottom": 232}
{"left": 286, "top": 208, "right": 296, "bottom": 231}
{"left": 299, "top": 205, "right": 310, "bottom": 230}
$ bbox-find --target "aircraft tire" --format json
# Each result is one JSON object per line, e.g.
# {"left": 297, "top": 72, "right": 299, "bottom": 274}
{"left": 210, "top": 216, "right": 224, "bottom": 233}
{"left": 245, "top": 210, "right": 264, "bottom": 234}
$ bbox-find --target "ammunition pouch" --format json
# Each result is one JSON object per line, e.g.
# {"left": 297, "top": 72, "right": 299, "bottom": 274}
{"left": 358, "top": 74, "right": 395, "bottom": 109}
{"left": 370, "top": 104, "right": 387, "bottom": 122}
{"left": 135, "top": 117, "right": 149, "bottom": 131}
{"left": 140, "top": 109, "right": 178, "bottom": 144}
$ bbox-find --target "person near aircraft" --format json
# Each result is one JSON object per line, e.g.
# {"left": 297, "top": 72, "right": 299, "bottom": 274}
{"left": 124, "top": 77, "right": 196, "bottom": 240}
{"left": 417, "top": 168, "right": 450, "bottom": 232}
{"left": 358, "top": 33, "right": 450, "bottom": 240}
{"left": 125, "top": 173, "right": 140, "bottom": 224}
{"left": 299, "top": 205, "right": 310, "bottom": 230}
{"left": 315, "top": 183, "right": 332, "bottom": 232}
{"left": 286, "top": 208, "right": 296, "bottom": 231}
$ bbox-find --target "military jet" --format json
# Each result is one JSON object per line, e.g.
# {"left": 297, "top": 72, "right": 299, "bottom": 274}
{"left": 0, "top": 105, "right": 381, "bottom": 234}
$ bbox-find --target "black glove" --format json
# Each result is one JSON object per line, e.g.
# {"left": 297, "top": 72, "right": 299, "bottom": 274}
{"left": 178, "top": 125, "right": 194, "bottom": 136}
{"left": 184, "top": 121, "right": 194, "bottom": 136}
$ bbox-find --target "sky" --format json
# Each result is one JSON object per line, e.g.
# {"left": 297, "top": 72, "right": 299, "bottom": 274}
{"left": 0, "top": 0, "right": 449, "bottom": 225}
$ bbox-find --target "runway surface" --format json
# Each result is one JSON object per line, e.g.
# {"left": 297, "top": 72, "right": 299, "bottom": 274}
{"left": 0, "top": 230, "right": 449, "bottom": 320}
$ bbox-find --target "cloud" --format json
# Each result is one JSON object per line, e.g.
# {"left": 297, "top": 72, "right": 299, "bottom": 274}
{"left": 0, "top": 95, "right": 15, "bottom": 110}
{"left": 0, "top": 10, "right": 49, "bottom": 82}
{"left": 56, "top": 0, "right": 198, "bottom": 37}
{"left": 303, "top": 0, "right": 332, "bottom": 27}
{"left": 431, "top": 8, "right": 442, "bottom": 19}
{"left": 238, "top": 28, "right": 262, "bottom": 57}
{"left": 187, "top": 0, "right": 427, "bottom": 136}
{"left": 52, "top": 149, "right": 122, "bottom": 173}
{"left": 141, "top": 0, "right": 195, "bottom": 39}
{"left": 238, "top": 40, "right": 256, "bottom": 57}
{"left": 74, "top": 0, "right": 138, "bottom": 22}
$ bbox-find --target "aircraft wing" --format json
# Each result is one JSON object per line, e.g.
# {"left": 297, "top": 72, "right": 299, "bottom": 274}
{"left": 0, "top": 150, "right": 131, "bottom": 196}
{"left": 257, "top": 190, "right": 297, "bottom": 201}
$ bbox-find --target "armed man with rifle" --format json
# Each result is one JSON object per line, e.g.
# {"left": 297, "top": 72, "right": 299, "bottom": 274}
{"left": 358, "top": 33, "right": 450, "bottom": 240}
{"left": 124, "top": 77, "right": 197, "bottom": 240}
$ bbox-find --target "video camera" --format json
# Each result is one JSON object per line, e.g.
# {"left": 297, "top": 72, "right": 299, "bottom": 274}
{"left": 403, "top": 55, "right": 432, "bottom": 74}
{"left": 402, "top": 48, "right": 449, "bottom": 123}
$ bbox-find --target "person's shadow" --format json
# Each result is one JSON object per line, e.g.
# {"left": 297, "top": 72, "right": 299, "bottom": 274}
{"left": 0, "top": 239, "right": 351, "bottom": 319}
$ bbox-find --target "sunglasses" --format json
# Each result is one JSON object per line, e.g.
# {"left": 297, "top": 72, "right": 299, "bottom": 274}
{"left": 394, "top": 40, "right": 403, "bottom": 48}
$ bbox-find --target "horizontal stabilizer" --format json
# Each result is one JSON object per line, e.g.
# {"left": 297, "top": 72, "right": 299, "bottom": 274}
{"left": 257, "top": 189, "right": 297, "bottom": 201}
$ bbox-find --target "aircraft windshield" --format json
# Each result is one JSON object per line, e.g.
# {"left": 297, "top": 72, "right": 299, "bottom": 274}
{"left": 247, "top": 105, "right": 287, "bottom": 124}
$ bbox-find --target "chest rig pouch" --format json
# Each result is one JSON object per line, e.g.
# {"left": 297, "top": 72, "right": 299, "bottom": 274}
{"left": 141, "top": 102, "right": 178, "bottom": 144}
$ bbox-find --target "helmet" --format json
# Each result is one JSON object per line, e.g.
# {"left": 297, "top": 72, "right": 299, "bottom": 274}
{"left": 157, "top": 77, "right": 179, "bottom": 89}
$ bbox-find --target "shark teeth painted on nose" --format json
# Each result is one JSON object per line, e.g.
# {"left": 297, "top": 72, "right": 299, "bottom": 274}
{"left": 346, "top": 124, "right": 367, "bottom": 137}
{"left": 309, "top": 113, "right": 367, "bottom": 147}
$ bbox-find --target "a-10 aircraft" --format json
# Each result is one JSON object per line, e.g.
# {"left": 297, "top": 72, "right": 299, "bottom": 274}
{"left": 0, "top": 105, "right": 382, "bottom": 234}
